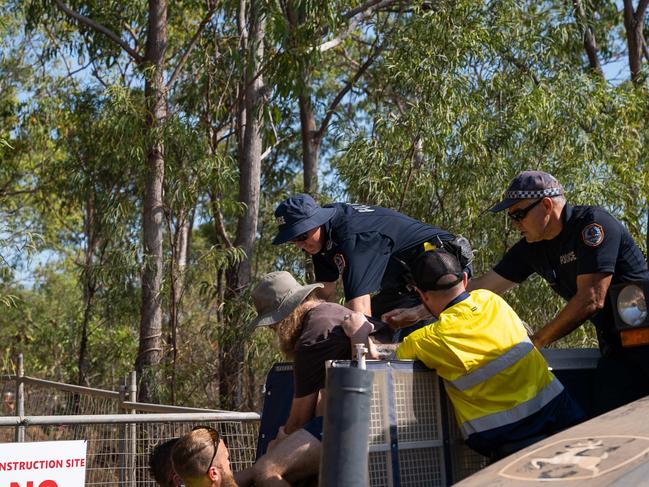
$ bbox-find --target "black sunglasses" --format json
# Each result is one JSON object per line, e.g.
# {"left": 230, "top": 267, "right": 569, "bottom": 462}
{"left": 290, "top": 230, "right": 310, "bottom": 242}
{"left": 507, "top": 198, "right": 543, "bottom": 222}
{"left": 192, "top": 425, "right": 220, "bottom": 475}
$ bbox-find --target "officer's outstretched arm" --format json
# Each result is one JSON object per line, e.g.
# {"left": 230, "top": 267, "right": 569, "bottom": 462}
{"left": 532, "top": 272, "right": 612, "bottom": 348}
{"left": 345, "top": 294, "right": 372, "bottom": 316}
{"left": 382, "top": 305, "right": 431, "bottom": 329}
{"left": 466, "top": 270, "right": 516, "bottom": 294}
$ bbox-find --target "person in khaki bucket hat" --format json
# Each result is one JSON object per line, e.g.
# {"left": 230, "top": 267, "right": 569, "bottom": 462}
{"left": 237, "top": 270, "right": 375, "bottom": 487}
{"left": 249, "top": 271, "right": 324, "bottom": 328}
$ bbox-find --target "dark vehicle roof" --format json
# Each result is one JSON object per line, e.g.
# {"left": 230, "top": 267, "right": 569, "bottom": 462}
{"left": 456, "top": 396, "right": 649, "bottom": 486}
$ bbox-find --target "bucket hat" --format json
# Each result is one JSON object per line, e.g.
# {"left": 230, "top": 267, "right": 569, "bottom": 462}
{"left": 272, "top": 194, "right": 336, "bottom": 245}
{"left": 249, "top": 271, "right": 324, "bottom": 327}
{"left": 489, "top": 171, "right": 564, "bottom": 213}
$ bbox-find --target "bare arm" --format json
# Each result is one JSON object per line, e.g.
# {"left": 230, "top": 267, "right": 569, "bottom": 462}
{"left": 381, "top": 304, "right": 431, "bottom": 329}
{"left": 532, "top": 272, "right": 612, "bottom": 348}
{"left": 283, "top": 393, "right": 318, "bottom": 435}
{"left": 317, "top": 281, "right": 337, "bottom": 302}
{"left": 467, "top": 270, "right": 517, "bottom": 294}
{"left": 345, "top": 293, "right": 372, "bottom": 315}
{"left": 342, "top": 310, "right": 379, "bottom": 358}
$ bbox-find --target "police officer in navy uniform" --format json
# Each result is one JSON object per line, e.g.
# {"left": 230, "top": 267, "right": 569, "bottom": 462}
{"left": 272, "top": 194, "right": 469, "bottom": 337}
{"left": 469, "top": 170, "right": 649, "bottom": 413}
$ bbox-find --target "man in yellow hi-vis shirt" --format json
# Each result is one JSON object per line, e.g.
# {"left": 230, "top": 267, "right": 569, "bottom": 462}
{"left": 396, "top": 249, "right": 584, "bottom": 459}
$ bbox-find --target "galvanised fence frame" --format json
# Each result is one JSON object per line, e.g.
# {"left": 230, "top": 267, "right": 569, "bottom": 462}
{"left": 1, "top": 355, "right": 260, "bottom": 486}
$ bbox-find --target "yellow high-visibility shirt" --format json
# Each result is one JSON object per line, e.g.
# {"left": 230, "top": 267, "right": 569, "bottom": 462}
{"left": 396, "top": 289, "right": 561, "bottom": 437}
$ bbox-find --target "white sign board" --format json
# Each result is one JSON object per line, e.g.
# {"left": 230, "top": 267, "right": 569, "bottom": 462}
{"left": 0, "top": 440, "right": 87, "bottom": 487}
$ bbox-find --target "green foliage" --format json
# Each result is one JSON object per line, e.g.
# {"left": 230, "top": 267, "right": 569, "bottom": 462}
{"left": 1, "top": 0, "right": 648, "bottom": 406}
{"left": 336, "top": 0, "right": 649, "bottom": 346}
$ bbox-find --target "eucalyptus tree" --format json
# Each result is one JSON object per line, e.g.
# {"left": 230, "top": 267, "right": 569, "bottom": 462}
{"left": 623, "top": 0, "right": 649, "bottom": 84}
{"left": 336, "top": 0, "right": 648, "bottom": 341}
{"left": 23, "top": 0, "right": 219, "bottom": 400}
{"left": 0, "top": 6, "right": 49, "bottom": 311}
{"left": 48, "top": 89, "right": 144, "bottom": 387}
{"left": 265, "top": 0, "right": 406, "bottom": 195}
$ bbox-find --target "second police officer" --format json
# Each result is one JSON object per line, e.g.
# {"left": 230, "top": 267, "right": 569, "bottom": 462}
{"left": 469, "top": 170, "right": 649, "bottom": 414}
{"left": 272, "top": 194, "right": 472, "bottom": 339}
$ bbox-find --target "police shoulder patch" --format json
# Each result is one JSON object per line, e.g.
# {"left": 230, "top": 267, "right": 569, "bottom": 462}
{"left": 333, "top": 253, "right": 346, "bottom": 274}
{"left": 582, "top": 223, "right": 604, "bottom": 247}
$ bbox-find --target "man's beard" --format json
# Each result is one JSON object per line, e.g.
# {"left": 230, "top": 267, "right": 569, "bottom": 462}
{"left": 220, "top": 470, "right": 239, "bottom": 487}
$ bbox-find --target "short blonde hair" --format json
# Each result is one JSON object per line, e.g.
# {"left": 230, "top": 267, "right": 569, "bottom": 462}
{"left": 171, "top": 428, "right": 217, "bottom": 480}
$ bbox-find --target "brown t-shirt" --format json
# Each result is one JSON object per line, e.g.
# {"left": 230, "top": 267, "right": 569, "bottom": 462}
{"left": 293, "top": 302, "right": 352, "bottom": 397}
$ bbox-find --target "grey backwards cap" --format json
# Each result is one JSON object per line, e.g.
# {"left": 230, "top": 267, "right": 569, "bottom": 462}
{"left": 489, "top": 170, "right": 564, "bottom": 213}
{"left": 249, "top": 271, "right": 324, "bottom": 327}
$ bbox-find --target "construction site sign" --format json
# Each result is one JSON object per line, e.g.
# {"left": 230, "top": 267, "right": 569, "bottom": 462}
{"left": 0, "top": 440, "right": 87, "bottom": 486}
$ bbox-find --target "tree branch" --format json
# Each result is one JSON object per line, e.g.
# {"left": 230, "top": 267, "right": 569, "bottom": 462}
{"left": 503, "top": 53, "right": 540, "bottom": 85}
{"left": 260, "top": 136, "right": 289, "bottom": 161}
{"left": 637, "top": 0, "right": 649, "bottom": 21}
{"left": 572, "top": 0, "right": 603, "bottom": 77}
{"left": 344, "top": 0, "right": 402, "bottom": 20}
{"left": 52, "top": 0, "right": 143, "bottom": 63}
{"left": 209, "top": 190, "right": 234, "bottom": 248}
{"left": 316, "top": 41, "right": 386, "bottom": 140}
{"left": 317, "top": 0, "right": 402, "bottom": 52}
{"left": 167, "top": 6, "right": 218, "bottom": 90}
{"left": 642, "top": 33, "right": 649, "bottom": 63}
{"left": 123, "top": 22, "right": 141, "bottom": 51}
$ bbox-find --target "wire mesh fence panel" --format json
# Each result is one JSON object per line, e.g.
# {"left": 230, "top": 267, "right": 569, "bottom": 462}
{"left": 363, "top": 362, "right": 449, "bottom": 487}
{"left": 1, "top": 372, "right": 260, "bottom": 486}
{"left": 135, "top": 420, "right": 259, "bottom": 486}
{"left": 0, "top": 426, "right": 14, "bottom": 443}
{"left": 368, "top": 370, "right": 387, "bottom": 446}
{"left": 393, "top": 368, "right": 442, "bottom": 443}
{"left": 444, "top": 395, "right": 488, "bottom": 483}
{"left": 1, "top": 418, "right": 259, "bottom": 486}
{"left": 398, "top": 447, "right": 444, "bottom": 487}
{"left": 15, "top": 423, "right": 129, "bottom": 486}
{"left": 1, "top": 378, "right": 17, "bottom": 417}
{"left": 24, "top": 388, "right": 121, "bottom": 416}
{"left": 368, "top": 450, "right": 390, "bottom": 487}
{"left": 1, "top": 376, "right": 122, "bottom": 417}
{"left": 368, "top": 370, "right": 389, "bottom": 487}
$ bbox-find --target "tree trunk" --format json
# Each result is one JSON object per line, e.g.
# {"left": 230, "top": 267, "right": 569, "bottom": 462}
{"left": 623, "top": 0, "right": 648, "bottom": 84}
{"left": 221, "top": 0, "right": 265, "bottom": 410}
{"left": 78, "top": 195, "right": 98, "bottom": 388}
{"left": 234, "top": 22, "right": 264, "bottom": 288}
{"left": 169, "top": 210, "right": 190, "bottom": 404}
{"left": 300, "top": 93, "right": 320, "bottom": 194}
{"left": 136, "top": 0, "right": 168, "bottom": 403}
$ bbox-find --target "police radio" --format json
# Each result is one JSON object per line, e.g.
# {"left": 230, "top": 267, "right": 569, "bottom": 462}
{"left": 609, "top": 281, "right": 649, "bottom": 347}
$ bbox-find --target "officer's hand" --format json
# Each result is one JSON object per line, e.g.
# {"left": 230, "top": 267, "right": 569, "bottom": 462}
{"left": 531, "top": 334, "right": 547, "bottom": 349}
{"left": 342, "top": 311, "right": 372, "bottom": 336}
{"left": 267, "top": 428, "right": 286, "bottom": 452}
{"left": 382, "top": 305, "right": 429, "bottom": 329}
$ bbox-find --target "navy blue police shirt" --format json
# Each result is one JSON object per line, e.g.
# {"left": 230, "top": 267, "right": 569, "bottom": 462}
{"left": 494, "top": 204, "right": 649, "bottom": 355}
{"left": 312, "top": 203, "right": 453, "bottom": 303}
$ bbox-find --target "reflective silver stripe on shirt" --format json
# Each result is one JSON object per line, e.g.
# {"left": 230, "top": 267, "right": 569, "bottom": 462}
{"left": 448, "top": 339, "right": 534, "bottom": 392}
{"left": 460, "top": 376, "right": 564, "bottom": 437}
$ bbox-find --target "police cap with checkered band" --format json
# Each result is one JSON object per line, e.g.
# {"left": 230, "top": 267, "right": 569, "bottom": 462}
{"left": 489, "top": 171, "right": 565, "bottom": 213}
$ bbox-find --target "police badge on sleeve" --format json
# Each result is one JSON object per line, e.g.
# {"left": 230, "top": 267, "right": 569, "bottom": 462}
{"left": 582, "top": 223, "right": 604, "bottom": 247}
